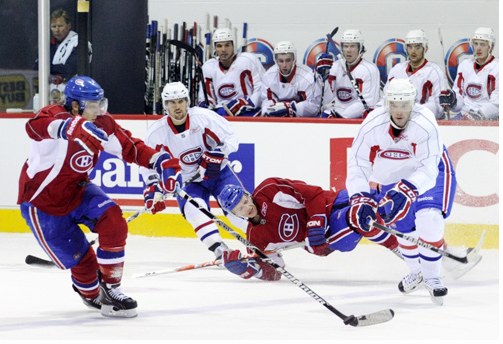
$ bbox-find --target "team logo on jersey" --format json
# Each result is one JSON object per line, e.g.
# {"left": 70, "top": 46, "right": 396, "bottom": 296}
{"left": 180, "top": 147, "right": 203, "bottom": 165}
{"left": 445, "top": 38, "right": 473, "bottom": 87}
{"left": 70, "top": 150, "right": 94, "bottom": 173}
{"left": 303, "top": 38, "right": 341, "bottom": 71}
{"left": 278, "top": 213, "right": 300, "bottom": 242}
{"left": 336, "top": 87, "right": 354, "bottom": 102}
{"left": 243, "top": 38, "right": 275, "bottom": 70}
{"left": 373, "top": 38, "right": 407, "bottom": 88}
{"left": 378, "top": 149, "right": 411, "bottom": 160}
{"left": 466, "top": 83, "right": 483, "bottom": 98}
{"left": 218, "top": 84, "right": 237, "bottom": 99}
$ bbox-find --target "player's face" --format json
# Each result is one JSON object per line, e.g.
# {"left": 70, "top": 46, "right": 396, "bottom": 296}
{"left": 472, "top": 39, "right": 491, "bottom": 64}
{"left": 50, "top": 16, "right": 71, "bottom": 43}
{"left": 232, "top": 193, "right": 257, "bottom": 219}
{"left": 389, "top": 101, "right": 413, "bottom": 128}
{"left": 406, "top": 44, "right": 425, "bottom": 66}
{"left": 342, "top": 43, "right": 360, "bottom": 64}
{"left": 215, "top": 41, "right": 235, "bottom": 64}
{"left": 81, "top": 99, "right": 108, "bottom": 121}
{"left": 276, "top": 54, "right": 295, "bottom": 76}
{"left": 165, "top": 98, "right": 188, "bottom": 124}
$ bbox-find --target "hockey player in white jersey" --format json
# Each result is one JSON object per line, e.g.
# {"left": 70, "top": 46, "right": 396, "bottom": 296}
{"left": 346, "top": 78, "right": 457, "bottom": 306}
{"left": 199, "top": 28, "right": 265, "bottom": 116}
{"left": 261, "top": 41, "right": 324, "bottom": 117}
{"left": 381, "top": 29, "right": 446, "bottom": 119}
{"left": 438, "top": 27, "right": 499, "bottom": 120}
{"left": 140, "top": 82, "right": 247, "bottom": 259}
{"left": 319, "top": 29, "right": 381, "bottom": 118}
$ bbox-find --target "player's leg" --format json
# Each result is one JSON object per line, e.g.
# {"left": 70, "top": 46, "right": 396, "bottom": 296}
{"left": 78, "top": 183, "right": 137, "bottom": 317}
{"left": 19, "top": 203, "right": 99, "bottom": 309}
{"left": 178, "top": 182, "right": 228, "bottom": 258}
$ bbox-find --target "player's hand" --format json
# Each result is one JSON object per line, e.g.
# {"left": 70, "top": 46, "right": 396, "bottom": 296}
{"left": 439, "top": 90, "right": 457, "bottom": 109}
{"left": 197, "top": 146, "right": 225, "bottom": 180}
{"left": 347, "top": 192, "right": 378, "bottom": 234}
{"left": 265, "top": 101, "right": 297, "bottom": 117}
{"left": 152, "top": 152, "right": 181, "bottom": 193}
{"left": 224, "top": 97, "right": 255, "bottom": 116}
{"left": 378, "top": 180, "right": 418, "bottom": 225}
{"left": 222, "top": 250, "right": 260, "bottom": 279}
{"left": 59, "top": 115, "right": 108, "bottom": 155}
{"left": 305, "top": 215, "right": 331, "bottom": 256}
{"left": 315, "top": 52, "right": 334, "bottom": 80}
{"left": 143, "top": 183, "right": 166, "bottom": 214}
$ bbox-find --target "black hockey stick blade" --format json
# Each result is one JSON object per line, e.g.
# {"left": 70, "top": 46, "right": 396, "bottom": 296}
{"left": 329, "top": 26, "right": 339, "bottom": 38}
{"left": 25, "top": 254, "right": 55, "bottom": 267}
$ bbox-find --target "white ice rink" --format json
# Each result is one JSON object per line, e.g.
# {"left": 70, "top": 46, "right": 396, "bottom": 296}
{"left": 0, "top": 232, "right": 499, "bottom": 342}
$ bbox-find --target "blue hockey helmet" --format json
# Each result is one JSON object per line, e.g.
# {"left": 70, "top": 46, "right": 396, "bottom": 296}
{"left": 64, "top": 76, "right": 107, "bottom": 115}
{"left": 218, "top": 184, "right": 245, "bottom": 213}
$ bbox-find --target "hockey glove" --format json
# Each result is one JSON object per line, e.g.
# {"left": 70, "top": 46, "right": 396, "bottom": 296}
{"left": 347, "top": 192, "right": 378, "bottom": 234}
{"left": 378, "top": 180, "right": 418, "bottom": 225}
{"left": 224, "top": 97, "right": 255, "bottom": 116}
{"left": 143, "top": 183, "right": 166, "bottom": 214}
{"left": 58, "top": 115, "right": 108, "bottom": 156}
{"left": 152, "top": 152, "right": 181, "bottom": 194}
{"left": 198, "top": 146, "right": 225, "bottom": 180}
{"left": 222, "top": 250, "right": 260, "bottom": 279}
{"left": 305, "top": 215, "right": 331, "bottom": 256}
{"left": 265, "top": 101, "right": 297, "bottom": 117}
{"left": 439, "top": 90, "right": 457, "bottom": 109}
{"left": 462, "top": 110, "right": 485, "bottom": 121}
{"left": 315, "top": 52, "right": 334, "bottom": 81}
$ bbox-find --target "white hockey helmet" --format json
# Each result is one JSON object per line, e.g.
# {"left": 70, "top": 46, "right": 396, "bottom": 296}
{"left": 161, "top": 82, "right": 190, "bottom": 117}
{"left": 385, "top": 78, "right": 417, "bottom": 108}
{"left": 405, "top": 29, "right": 428, "bottom": 50}
{"left": 340, "top": 29, "right": 366, "bottom": 54}
{"left": 212, "top": 28, "right": 235, "bottom": 47}
{"left": 470, "top": 27, "right": 496, "bottom": 48}
{"left": 274, "top": 40, "right": 297, "bottom": 61}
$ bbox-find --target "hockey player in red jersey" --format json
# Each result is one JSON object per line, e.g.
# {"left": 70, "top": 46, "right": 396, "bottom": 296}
{"left": 217, "top": 178, "right": 400, "bottom": 282}
{"left": 17, "top": 76, "right": 180, "bottom": 318}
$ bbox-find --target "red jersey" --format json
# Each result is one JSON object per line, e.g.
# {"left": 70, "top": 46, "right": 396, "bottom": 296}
{"left": 17, "top": 104, "right": 158, "bottom": 215}
{"left": 246, "top": 177, "right": 338, "bottom": 252}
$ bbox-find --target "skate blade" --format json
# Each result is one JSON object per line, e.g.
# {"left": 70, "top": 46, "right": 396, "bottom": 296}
{"left": 101, "top": 304, "right": 138, "bottom": 318}
{"left": 429, "top": 294, "right": 445, "bottom": 306}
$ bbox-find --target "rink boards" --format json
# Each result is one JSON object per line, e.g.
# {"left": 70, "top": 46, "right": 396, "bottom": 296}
{"left": 0, "top": 115, "right": 498, "bottom": 248}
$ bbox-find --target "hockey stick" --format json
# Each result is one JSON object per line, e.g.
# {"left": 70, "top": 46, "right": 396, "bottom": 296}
{"left": 241, "top": 22, "right": 248, "bottom": 52}
{"left": 175, "top": 186, "right": 394, "bottom": 327}
{"left": 25, "top": 238, "right": 98, "bottom": 267}
{"left": 318, "top": 27, "right": 338, "bottom": 117}
{"left": 131, "top": 241, "right": 306, "bottom": 279}
{"left": 438, "top": 24, "right": 451, "bottom": 119}
{"left": 326, "top": 32, "right": 371, "bottom": 114}
{"left": 370, "top": 220, "right": 486, "bottom": 264}
{"left": 125, "top": 171, "right": 202, "bottom": 223}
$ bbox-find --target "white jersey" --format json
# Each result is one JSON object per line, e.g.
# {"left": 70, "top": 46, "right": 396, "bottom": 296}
{"left": 346, "top": 104, "right": 443, "bottom": 197}
{"left": 139, "top": 107, "right": 239, "bottom": 184}
{"left": 382, "top": 59, "right": 446, "bottom": 119}
{"left": 451, "top": 56, "right": 499, "bottom": 119}
{"left": 261, "top": 64, "right": 323, "bottom": 117}
{"left": 324, "top": 58, "right": 381, "bottom": 118}
{"left": 199, "top": 52, "right": 265, "bottom": 109}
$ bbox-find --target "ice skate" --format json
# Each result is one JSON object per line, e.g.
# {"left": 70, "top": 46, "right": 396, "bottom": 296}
{"left": 72, "top": 285, "right": 101, "bottom": 310}
{"left": 98, "top": 271, "right": 138, "bottom": 318}
{"left": 424, "top": 278, "right": 448, "bottom": 306}
{"left": 398, "top": 272, "right": 423, "bottom": 294}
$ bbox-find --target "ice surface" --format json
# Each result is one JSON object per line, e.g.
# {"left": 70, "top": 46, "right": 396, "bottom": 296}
{"left": 0, "top": 232, "right": 499, "bottom": 342}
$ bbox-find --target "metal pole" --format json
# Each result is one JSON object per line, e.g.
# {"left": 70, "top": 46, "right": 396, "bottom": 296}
{"left": 37, "top": 0, "right": 50, "bottom": 109}
{"left": 77, "top": 0, "right": 90, "bottom": 76}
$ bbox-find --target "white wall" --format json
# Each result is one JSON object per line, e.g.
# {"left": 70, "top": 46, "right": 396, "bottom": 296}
{"left": 148, "top": 0, "right": 499, "bottom": 69}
